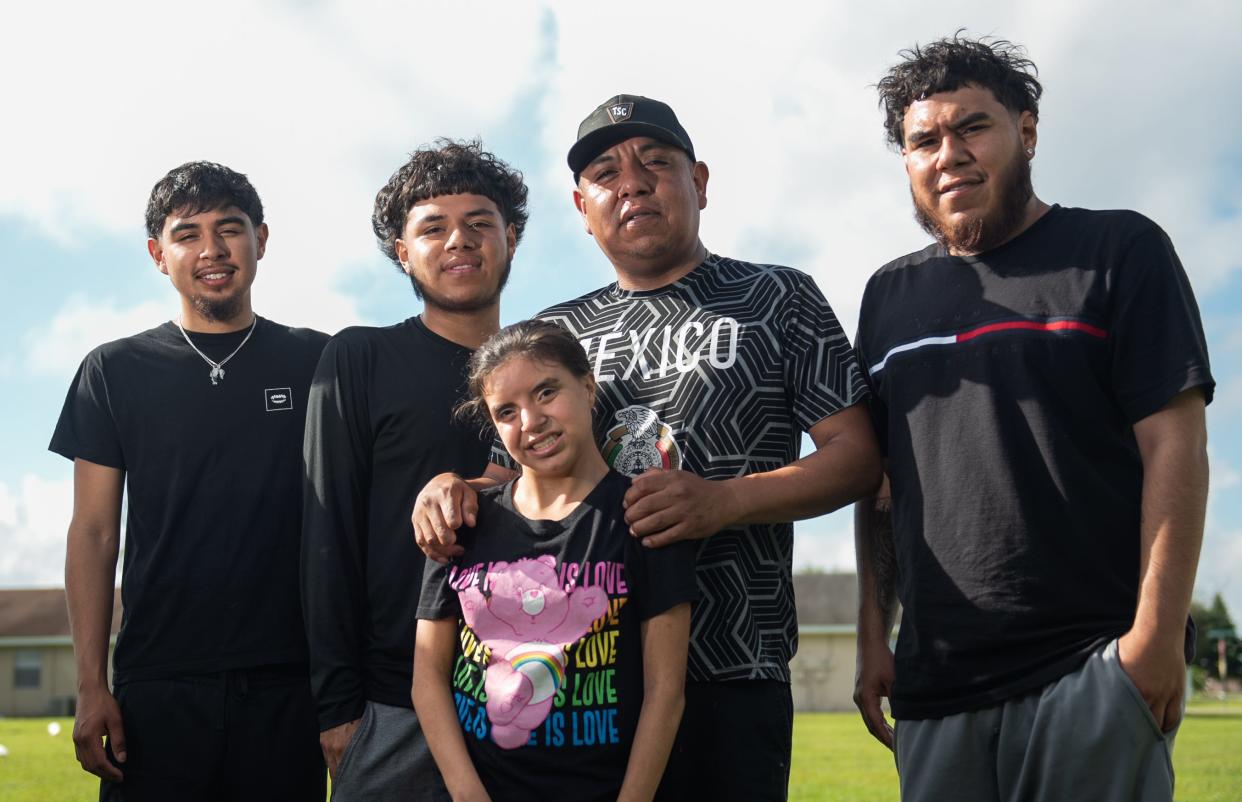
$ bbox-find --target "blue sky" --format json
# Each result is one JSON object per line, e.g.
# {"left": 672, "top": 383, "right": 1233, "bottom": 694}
{"left": 3, "top": 0, "right": 1241, "bottom": 619}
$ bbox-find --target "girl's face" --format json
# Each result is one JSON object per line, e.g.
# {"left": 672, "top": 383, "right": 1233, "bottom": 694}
{"left": 483, "top": 355, "right": 598, "bottom": 479}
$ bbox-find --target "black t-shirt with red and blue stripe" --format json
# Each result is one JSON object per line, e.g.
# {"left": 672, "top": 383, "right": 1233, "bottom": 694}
{"left": 855, "top": 205, "right": 1214, "bottom": 719}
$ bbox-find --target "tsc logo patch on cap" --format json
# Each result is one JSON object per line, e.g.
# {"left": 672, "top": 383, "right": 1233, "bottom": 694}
{"left": 568, "top": 94, "right": 695, "bottom": 177}
{"left": 606, "top": 102, "right": 634, "bottom": 124}
{"left": 265, "top": 387, "right": 293, "bottom": 412}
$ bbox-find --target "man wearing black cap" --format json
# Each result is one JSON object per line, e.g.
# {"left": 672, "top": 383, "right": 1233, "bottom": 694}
{"left": 415, "top": 94, "right": 882, "bottom": 800}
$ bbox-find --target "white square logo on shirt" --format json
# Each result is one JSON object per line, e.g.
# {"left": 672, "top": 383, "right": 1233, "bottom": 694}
{"left": 265, "top": 387, "right": 293, "bottom": 412}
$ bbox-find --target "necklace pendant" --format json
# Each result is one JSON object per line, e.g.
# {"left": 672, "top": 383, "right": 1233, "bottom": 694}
{"left": 178, "top": 316, "right": 255, "bottom": 388}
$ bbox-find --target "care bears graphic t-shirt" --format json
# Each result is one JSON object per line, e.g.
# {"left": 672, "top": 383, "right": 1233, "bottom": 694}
{"left": 532, "top": 254, "right": 868, "bottom": 683}
{"left": 418, "top": 471, "right": 698, "bottom": 802}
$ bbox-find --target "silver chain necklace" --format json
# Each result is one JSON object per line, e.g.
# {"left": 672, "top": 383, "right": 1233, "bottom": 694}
{"left": 176, "top": 316, "right": 258, "bottom": 386}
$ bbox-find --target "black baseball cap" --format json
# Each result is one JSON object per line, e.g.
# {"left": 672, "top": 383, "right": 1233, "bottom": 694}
{"left": 567, "top": 94, "right": 696, "bottom": 180}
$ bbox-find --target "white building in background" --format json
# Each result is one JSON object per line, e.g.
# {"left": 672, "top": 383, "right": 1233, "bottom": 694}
{"left": 790, "top": 572, "right": 864, "bottom": 712}
{"left": 0, "top": 588, "right": 118, "bottom": 717}
{"left": 0, "top": 577, "right": 865, "bottom": 716}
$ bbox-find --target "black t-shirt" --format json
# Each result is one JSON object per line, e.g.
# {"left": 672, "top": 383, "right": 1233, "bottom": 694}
{"left": 855, "top": 206, "right": 1214, "bottom": 719}
{"left": 418, "top": 471, "right": 698, "bottom": 802}
{"left": 302, "top": 316, "right": 494, "bottom": 730}
{"left": 49, "top": 317, "right": 328, "bottom": 683}
{"left": 531, "top": 254, "right": 867, "bottom": 683}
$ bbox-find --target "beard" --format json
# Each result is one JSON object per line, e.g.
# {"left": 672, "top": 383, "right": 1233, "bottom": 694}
{"left": 912, "top": 150, "right": 1034, "bottom": 255}
{"left": 190, "top": 292, "right": 245, "bottom": 324}
{"left": 409, "top": 256, "right": 511, "bottom": 313}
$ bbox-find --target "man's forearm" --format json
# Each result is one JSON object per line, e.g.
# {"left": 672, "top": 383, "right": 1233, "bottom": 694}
{"left": 1131, "top": 392, "right": 1209, "bottom": 645}
{"left": 726, "top": 405, "right": 883, "bottom": 526}
{"left": 65, "top": 521, "right": 119, "bottom": 691}
{"left": 1119, "top": 390, "right": 1208, "bottom": 732}
{"left": 621, "top": 405, "right": 881, "bottom": 547}
{"left": 470, "top": 462, "right": 517, "bottom": 490}
{"left": 854, "top": 485, "right": 897, "bottom": 641}
{"left": 853, "top": 486, "right": 899, "bottom": 748}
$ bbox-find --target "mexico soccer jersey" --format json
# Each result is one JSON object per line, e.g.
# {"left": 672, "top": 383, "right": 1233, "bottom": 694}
{"left": 535, "top": 254, "right": 867, "bottom": 682}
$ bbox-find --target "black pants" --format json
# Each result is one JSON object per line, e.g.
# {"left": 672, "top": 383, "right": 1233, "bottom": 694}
{"left": 657, "top": 679, "right": 794, "bottom": 802}
{"left": 101, "top": 665, "right": 325, "bottom": 802}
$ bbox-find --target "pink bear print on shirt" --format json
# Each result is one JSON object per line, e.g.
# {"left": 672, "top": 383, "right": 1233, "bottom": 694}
{"left": 459, "top": 555, "right": 608, "bottom": 749}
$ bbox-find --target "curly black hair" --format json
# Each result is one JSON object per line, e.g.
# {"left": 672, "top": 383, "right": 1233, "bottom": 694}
{"left": 372, "top": 139, "right": 529, "bottom": 271}
{"left": 145, "top": 161, "right": 263, "bottom": 239}
{"left": 876, "top": 33, "right": 1043, "bottom": 150}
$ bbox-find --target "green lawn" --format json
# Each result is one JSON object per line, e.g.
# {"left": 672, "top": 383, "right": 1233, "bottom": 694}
{"left": 790, "top": 708, "right": 1242, "bottom": 802}
{"left": 1, "top": 710, "right": 1238, "bottom": 801}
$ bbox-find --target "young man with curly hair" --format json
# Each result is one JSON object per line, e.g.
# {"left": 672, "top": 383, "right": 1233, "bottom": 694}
{"left": 53, "top": 161, "right": 328, "bottom": 800}
{"left": 301, "top": 139, "right": 527, "bottom": 800}
{"left": 853, "top": 35, "right": 1213, "bottom": 801}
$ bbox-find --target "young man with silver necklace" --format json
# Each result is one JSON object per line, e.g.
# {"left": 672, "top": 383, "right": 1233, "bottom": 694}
{"left": 52, "top": 161, "right": 329, "bottom": 801}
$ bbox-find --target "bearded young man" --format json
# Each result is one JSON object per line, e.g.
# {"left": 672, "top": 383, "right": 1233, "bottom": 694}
{"left": 852, "top": 36, "right": 1213, "bottom": 802}
{"left": 414, "top": 96, "right": 882, "bottom": 801}
{"left": 301, "top": 140, "right": 526, "bottom": 801}
{"left": 54, "top": 161, "right": 328, "bottom": 801}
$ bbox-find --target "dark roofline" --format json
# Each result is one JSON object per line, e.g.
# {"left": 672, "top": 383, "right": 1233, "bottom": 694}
{"left": 0, "top": 587, "right": 122, "bottom": 639}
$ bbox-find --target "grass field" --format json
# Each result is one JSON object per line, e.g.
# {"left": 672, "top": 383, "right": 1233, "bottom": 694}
{"left": 1, "top": 708, "right": 1238, "bottom": 800}
{"left": 790, "top": 704, "right": 1242, "bottom": 802}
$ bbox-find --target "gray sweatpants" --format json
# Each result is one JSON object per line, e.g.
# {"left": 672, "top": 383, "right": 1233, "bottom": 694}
{"left": 895, "top": 639, "right": 1180, "bottom": 802}
{"left": 331, "top": 701, "right": 450, "bottom": 802}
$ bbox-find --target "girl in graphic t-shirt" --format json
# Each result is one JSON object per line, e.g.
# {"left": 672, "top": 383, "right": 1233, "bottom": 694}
{"left": 413, "top": 320, "right": 697, "bottom": 802}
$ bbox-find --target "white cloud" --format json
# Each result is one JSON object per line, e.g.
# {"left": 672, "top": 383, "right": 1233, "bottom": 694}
{"left": 3, "top": 1, "right": 1238, "bottom": 338}
{"left": 1225, "top": 325, "right": 1242, "bottom": 353}
{"left": 1212, "top": 450, "right": 1241, "bottom": 492}
{"left": 793, "top": 508, "right": 856, "bottom": 574}
{"left": 1028, "top": 2, "right": 1242, "bottom": 293}
{"left": 1209, "top": 376, "right": 1242, "bottom": 417}
{"left": 1193, "top": 448, "right": 1242, "bottom": 617}
{"left": 24, "top": 297, "right": 175, "bottom": 379}
{"left": 1196, "top": 524, "right": 1242, "bottom": 621}
{"left": 529, "top": 0, "right": 1242, "bottom": 335}
{"left": 0, "top": 475, "right": 75, "bottom": 587}
{"left": 2, "top": 0, "right": 1240, "bottom": 614}
{"left": 1, "top": 0, "right": 551, "bottom": 337}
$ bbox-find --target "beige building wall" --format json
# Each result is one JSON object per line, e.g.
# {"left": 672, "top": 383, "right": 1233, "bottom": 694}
{"left": 789, "top": 627, "right": 857, "bottom": 712}
{"left": 0, "top": 641, "right": 115, "bottom": 717}
{"left": 0, "top": 633, "right": 862, "bottom": 715}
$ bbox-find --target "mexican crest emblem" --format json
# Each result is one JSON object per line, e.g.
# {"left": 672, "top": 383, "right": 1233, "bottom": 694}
{"left": 601, "top": 405, "right": 681, "bottom": 476}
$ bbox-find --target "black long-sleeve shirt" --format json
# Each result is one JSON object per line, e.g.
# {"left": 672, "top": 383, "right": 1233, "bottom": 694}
{"left": 301, "top": 316, "right": 492, "bottom": 731}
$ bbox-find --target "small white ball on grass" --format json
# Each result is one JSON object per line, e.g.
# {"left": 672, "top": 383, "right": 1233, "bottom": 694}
{"left": 0, "top": 743, "right": 8, "bottom": 756}
{"left": 47, "top": 721, "right": 61, "bottom": 736}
